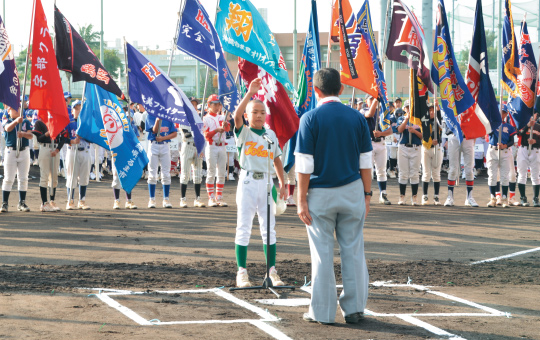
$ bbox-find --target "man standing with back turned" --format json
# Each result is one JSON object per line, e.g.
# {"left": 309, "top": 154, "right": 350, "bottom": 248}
{"left": 296, "top": 68, "right": 372, "bottom": 325}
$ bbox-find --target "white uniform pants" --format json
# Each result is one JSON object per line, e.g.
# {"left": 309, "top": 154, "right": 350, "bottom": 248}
{"left": 235, "top": 170, "right": 276, "bottom": 246}
{"left": 38, "top": 144, "right": 60, "bottom": 188}
{"left": 517, "top": 146, "right": 540, "bottom": 185}
{"left": 2, "top": 147, "right": 31, "bottom": 192}
{"left": 65, "top": 146, "right": 91, "bottom": 189}
{"left": 487, "top": 146, "right": 512, "bottom": 186}
{"left": 421, "top": 146, "right": 443, "bottom": 182}
{"left": 372, "top": 141, "right": 387, "bottom": 182}
{"left": 398, "top": 144, "right": 421, "bottom": 185}
{"left": 448, "top": 136, "right": 475, "bottom": 181}
{"left": 206, "top": 144, "right": 227, "bottom": 184}
{"left": 147, "top": 141, "right": 171, "bottom": 185}
{"left": 509, "top": 146, "right": 517, "bottom": 183}
{"left": 180, "top": 141, "right": 203, "bottom": 185}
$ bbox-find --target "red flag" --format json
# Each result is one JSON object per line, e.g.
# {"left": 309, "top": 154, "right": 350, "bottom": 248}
{"left": 28, "top": 0, "right": 69, "bottom": 139}
{"left": 238, "top": 59, "right": 299, "bottom": 149}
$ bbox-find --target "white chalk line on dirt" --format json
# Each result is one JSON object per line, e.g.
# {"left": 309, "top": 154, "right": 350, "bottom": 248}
{"left": 470, "top": 246, "right": 540, "bottom": 265}
{"left": 397, "top": 315, "right": 466, "bottom": 340}
{"left": 84, "top": 288, "right": 291, "bottom": 340}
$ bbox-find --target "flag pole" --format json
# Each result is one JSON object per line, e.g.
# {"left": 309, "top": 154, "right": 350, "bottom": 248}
{"left": 408, "top": 68, "right": 413, "bottom": 143}
{"left": 350, "top": 88, "right": 355, "bottom": 108}
{"left": 326, "top": 0, "right": 333, "bottom": 68}
{"left": 498, "top": 88, "right": 504, "bottom": 160}
{"left": 433, "top": 83, "right": 438, "bottom": 165}
{"left": 16, "top": 0, "right": 36, "bottom": 158}
{"left": 201, "top": 0, "right": 221, "bottom": 116}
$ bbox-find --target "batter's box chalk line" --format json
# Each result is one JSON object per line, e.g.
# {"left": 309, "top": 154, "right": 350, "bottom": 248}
{"left": 81, "top": 287, "right": 293, "bottom": 340}
{"left": 258, "top": 281, "right": 508, "bottom": 340}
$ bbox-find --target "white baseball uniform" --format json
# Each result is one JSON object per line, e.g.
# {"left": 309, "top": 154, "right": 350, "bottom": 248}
{"left": 180, "top": 128, "right": 203, "bottom": 185}
{"left": 447, "top": 135, "right": 475, "bottom": 181}
{"left": 1, "top": 117, "right": 32, "bottom": 193}
{"left": 203, "top": 112, "right": 229, "bottom": 199}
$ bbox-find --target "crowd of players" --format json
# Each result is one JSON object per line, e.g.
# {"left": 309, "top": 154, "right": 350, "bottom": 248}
{"left": 1, "top": 92, "right": 539, "bottom": 213}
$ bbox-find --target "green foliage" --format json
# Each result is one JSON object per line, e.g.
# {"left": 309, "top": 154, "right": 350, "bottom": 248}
{"left": 15, "top": 47, "right": 32, "bottom": 84}
{"left": 78, "top": 24, "right": 122, "bottom": 79}
{"left": 457, "top": 30, "right": 498, "bottom": 76}
{"left": 78, "top": 24, "right": 100, "bottom": 51}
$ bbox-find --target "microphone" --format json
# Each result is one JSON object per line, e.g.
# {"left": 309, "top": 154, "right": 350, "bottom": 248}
{"left": 262, "top": 133, "right": 274, "bottom": 145}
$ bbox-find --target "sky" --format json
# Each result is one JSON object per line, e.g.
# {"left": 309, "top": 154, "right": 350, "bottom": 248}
{"left": 3, "top": 0, "right": 537, "bottom": 57}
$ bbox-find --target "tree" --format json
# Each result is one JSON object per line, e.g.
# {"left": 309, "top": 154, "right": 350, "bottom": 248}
{"left": 15, "top": 47, "right": 32, "bottom": 84}
{"left": 457, "top": 30, "right": 498, "bottom": 76}
{"left": 78, "top": 24, "right": 122, "bottom": 80}
{"left": 78, "top": 24, "right": 100, "bottom": 51}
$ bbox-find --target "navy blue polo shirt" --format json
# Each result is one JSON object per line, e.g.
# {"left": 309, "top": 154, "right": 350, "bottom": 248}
{"left": 397, "top": 116, "right": 422, "bottom": 145}
{"left": 296, "top": 101, "right": 372, "bottom": 189}
{"left": 2, "top": 113, "right": 32, "bottom": 148}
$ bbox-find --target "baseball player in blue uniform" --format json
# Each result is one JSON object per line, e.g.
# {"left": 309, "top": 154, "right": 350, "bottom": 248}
{"left": 421, "top": 103, "right": 443, "bottom": 205}
{"left": 486, "top": 106, "right": 516, "bottom": 207}
{"left": 516, "top": 113, "right": 540, "bottom": 206}
{"left": 1, "top": 106, "right": 33, "bottom": 212}
{"left": 232, "top": 78, "right": 287, "bottom": 288}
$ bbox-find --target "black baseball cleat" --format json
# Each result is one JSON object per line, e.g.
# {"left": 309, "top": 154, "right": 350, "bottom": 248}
{"left": 520, "top": 196, "right": 530, "bottom": 207}
{"left": 533, "top": 197, "right": 540, "bottom": 207}
{"left": 17, "top": 201, "right": 30, "bottom": 212}
{"left": 379, "top": 194, "right": 391, "bottom": 205}
{"left": 344, "top": 312, "right": 365, "bottom": 324}
{"left": 0, "top": 202, "right": 8, "bottom": 213}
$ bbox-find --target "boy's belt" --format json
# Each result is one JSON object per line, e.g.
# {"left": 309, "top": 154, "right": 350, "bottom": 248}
{"left": 247, "top": 171, "right": 265, "bottom": 180}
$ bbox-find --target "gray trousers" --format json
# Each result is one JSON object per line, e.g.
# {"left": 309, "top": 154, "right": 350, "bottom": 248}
{"left": 306, "top": 179, "right": 369, "bottom": 323}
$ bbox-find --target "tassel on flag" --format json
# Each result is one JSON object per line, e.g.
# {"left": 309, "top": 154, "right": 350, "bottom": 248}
{"left": 28, "top": 0, "right": 70, "bottom": 139}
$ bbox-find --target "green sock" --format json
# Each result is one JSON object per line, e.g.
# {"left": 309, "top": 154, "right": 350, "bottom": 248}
{"left": 235, "top": 244, "right": 248, "bottom": 270}
{"left": 263, "top": 243, "right": 276, "bottom": 268}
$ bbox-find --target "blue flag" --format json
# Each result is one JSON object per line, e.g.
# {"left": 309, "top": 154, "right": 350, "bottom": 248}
{"left": 176, "top": 0, "right": 239, "bottom": 112}
{"left": 77, "top": 83, "right": 149, "bottom": 193}
{"left": 431, "top": 0, "right": 474, "bottom": 142}
{"left": 502, "top": 0, "right": 520, "bottom": 98}
{"left": 507, "top": 21, "right": 537, "bottom": 129}
{"left": 357, "top": 0, "right": 391, "bottom": 131}
{"left": 285, "top": 0, "right": 320, "bottom": 172}
{"left": 126, "top": 42, "right": 205, "bottom": 154}
{"left": 216, "top": 0, "right": 294, "bottom": 93}
{"left": 0, "top": 16, "right": 20, "bottom": 111}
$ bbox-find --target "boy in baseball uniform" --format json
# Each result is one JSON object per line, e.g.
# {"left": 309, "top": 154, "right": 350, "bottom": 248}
{"left": 1, "top": 106, "right": 33, "bottom": 212}
{"left": 516, "top": 113, "right": 540, "bottom": 206}
{"left": 203, "top": 94, "right": 230, "bottom": 207}
{"left": 233, "top": 78, "right": 287, "bottom": 288}
{"left": 421, "top": 103, "right": 443, "bottom": 205}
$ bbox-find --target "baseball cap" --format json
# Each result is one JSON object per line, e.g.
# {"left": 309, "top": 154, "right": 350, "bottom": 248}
{"left": 502, "top": 104, "right": 508, "bottom": 112}
{"left": 403, "top": 100, "right": 410, "bottom": 107}
{"left": 71, "top": 100, "right": 81, "bottom": 108}
{"left": 365, "top": 94, "right": 374, "bottom": 100}
{"left": 64, "top": 91, "right": 72, "bottom": 99}
{"left": 207, "top": 94, "right": 220, "bottom": 103}
{"left": 189, "top": 96, "right": 200, "bottom": 104}
{"left": 395, "top": 97, "right": 402, "bottom": 102}
{"left": 427, "top": 102, "right": 434, "bottom": 108}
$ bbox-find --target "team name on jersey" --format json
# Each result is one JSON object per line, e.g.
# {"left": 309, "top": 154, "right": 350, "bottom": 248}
{"left": 245, "top": 141, "right": 274, "bottom": 159}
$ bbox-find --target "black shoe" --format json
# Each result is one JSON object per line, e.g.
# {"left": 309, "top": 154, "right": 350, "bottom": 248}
{"left": 379, "top": 194, "right": 391, "bottom": 205}
{"left": 303, "top": 313, "right": 334, "bottom": 325}
{"left": 520, "top": 196, "right": 530, "bottom": 207}
{"left": 533, "top": 197, "right": 540, "bottom": 207}
{"left": 344, "top": 312, "right": 365, "bottom": 324}
{"left": 0, "top": 202, "right": 7, "bottom": 212}
{"left": 18, "top": 201, "right": 30, "bottom": 212}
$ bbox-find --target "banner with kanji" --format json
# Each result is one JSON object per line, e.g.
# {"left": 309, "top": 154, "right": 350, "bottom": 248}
{"left": 501, "top": 0, "right": 521, "bottom": 97}
{"left": 0, "top": 15, "right": 20, "bottom": 111}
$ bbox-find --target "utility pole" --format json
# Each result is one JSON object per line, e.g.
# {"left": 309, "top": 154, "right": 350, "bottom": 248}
{"left": 100, "top": 0, "right": 104, "bottom": 64}
{"left": 293, "top": 0, "right": 297, "bottom": 90}
{"left": 497, "top": 0, "right": 502, "bottom": 97}
{"left": 451, "top": 0, "right": 455, "bottom": 45}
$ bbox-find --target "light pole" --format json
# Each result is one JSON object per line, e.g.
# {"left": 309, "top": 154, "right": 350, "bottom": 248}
{"left": 100, "top": 0, "right": 104, "bottom": 64}
{"left": 497, "top": 0, "right": 502, "bottom": 97}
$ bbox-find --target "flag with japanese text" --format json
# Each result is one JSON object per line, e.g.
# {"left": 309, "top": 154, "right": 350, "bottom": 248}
{"left": 176, "top": 0, "right": 239, "bottom": 112}
{"left": 409, "top": 68, "right": 432, "bottom": 148}
{"left": 357, "top": 0, "right": 391, "bottom": 131}
{"left": 506, "top": 20, "right": 537, "bottom": 130}
{"left": 385, "top": 0, "right": 433, "bottom": 93}
{"left": 337, "top": 0, "right": 377, "bottom": 98}
{"left": 78, "top": 83, "right": 148, "bottom": 193}
{"left": 461, "top": 0, "right": 502, "bottom": 138}
{"left": 285, "top": 0, "right": 320, "bottom": 172}
{"left": 28, "top": 0, "right": 69, "bottom": 139}
{"left": 54, "top": 6, "right": 124, "bottom": 98}
{"left": 126, "top": 42, "right": 205, "bottom": 154}
{"left": 430, "top": 0, "right": 474, "bottom": 143}
{"left": 0, "top": 15, "right": 20, "bottom": 111}
{"left": 216, "top": 0, "right": 294, "bottom": 93}
{"left": 501, "top": 0, "right": 521, "bottom": 97}
{"left": 238, "top": 58, "right": 298, "bottom": 149}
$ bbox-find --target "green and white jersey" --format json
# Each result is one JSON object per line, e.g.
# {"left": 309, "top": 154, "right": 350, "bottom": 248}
{"left": 235, "top": 125, "right": 282, "bottom": 173}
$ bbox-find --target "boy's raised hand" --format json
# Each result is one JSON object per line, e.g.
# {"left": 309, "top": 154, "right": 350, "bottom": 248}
{"left": 248, "top": 78, "right": 262, "bottom": 95}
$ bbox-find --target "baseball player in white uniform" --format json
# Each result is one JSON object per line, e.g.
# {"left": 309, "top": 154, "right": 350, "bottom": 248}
{"left": 1, "top": 106, "right": 33, "bottom": 212}
{"left": 179, "top": 126, "right": 205, "bottom": 208}
{"left": 516, "top": 113, "right": 540, "bottom": 206}
{"left": 203, "top": 94, "right": 230, "bottom": 207}
{"left": 233, "top": 78, "right": 287, "bottom": 288}
{"left": 421, "top": 103, "right": 443, "bottom": 205}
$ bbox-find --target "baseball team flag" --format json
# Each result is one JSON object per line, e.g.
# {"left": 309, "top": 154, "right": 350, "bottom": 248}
{"left": 216, "top": 0, "right": 294, "bottom": 93}
{"left": 337, "top": 0, "right": 377, "bottom": 97}
{"left": 78, "top": 83, "right": 148, "bottom": 193}
{"left": 506, "top": 20, "right": 537, "bottom": 129}
{"left": 285, "top": 0, "right": 321, "bottom": 172}
{"left": 385, "top": 0, "right": 433, "bottom": 93}
{"left": 409, "top": 68, "right": 432, "bottom": 148}
{"left": 238, "top": 58, "right": 298, "bottom": 149}
{"left": 176, "top": 0, "right": 239, "bottom": 112}
{"left": 431, "top": 0, "right": 474, "bottom": 143}
{"left": 0, "top": 15, "right": 20, "bottom": 111}
{"left": 28, "top": 0, "right": 70, "bottom": 139}
{"left": 501, "top": 0, "right": 521, "bottom": 96}
{"left": 126, "top": 42, "right": 205, "bottom": 154}
{"left": 54, "top": 6, "right": 124, "bottom": 98}
{"left": 460, "top": 0, "right": 501, "bottom": 138}
{"left": 357, "top": 0, "right": 391, "bottom": 131}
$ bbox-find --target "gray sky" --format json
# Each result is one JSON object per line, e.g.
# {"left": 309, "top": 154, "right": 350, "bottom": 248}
{"left": 3, "top": 0, "right": 536, "bottom": 57}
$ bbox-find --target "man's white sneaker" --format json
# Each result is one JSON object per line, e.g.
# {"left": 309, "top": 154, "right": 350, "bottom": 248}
{"left": 66, "top": 200, "right": 76, "bottom": 210}
{"left": 208, "top": 198, "right": 218, "bottom": 207}
{"left": 113, "top": 200, "right": 120, "bottom": 210}
{"left": 148, "top": 199, "right": 156, "bottom": 208}
{"left": 421, "top": 195, "right": 429, "bottom": 205}
{"left": 397, "top": 195, "right": 406, "bottom": 205}
{"left": 216, "top": 198, "right": 228, "bottom": 207}
{"left": 502, "top": 197, "right": 511, "bottom": 208}
{"left": 379, "top": 193, "right": 391, "bottom": 205}
{"left": 285, "top": 195, "right": 297, "bottom": 206}
{"left": 78, "top": 200, "right": 91, "bottom": 210}
{"left": 496, "top": 195, "right": 502, "bottom": 206}
{"left": 444, "top": 196, "right": 454, "bottom": 207}
{"left": 487, "top": 197, "right": 497, "bottom": 207}
{"left": 236, "top": 268, "right": 252, "bottom": 288}
{"left": 126, "top": 201, "right": 138, "bottom": 209}
{"left": 465, "top": 196, "right": 479, "bottom": 207}
{"left": 509, "top": 195, "right": 519, "bottom": 206}
{"left": 163, "top": 199, "right": 173, "bottom": 208}
{"left": 180, "top": 197, "right": 188, "bottom": 208}
{"left": 194, "top": 197, "right": 206, "bottom": 207}
{"left": 411, "top": 195, "right": 419, "bottom": 206}
{"left": 267, "top": 267, "right": 285, "bottom": 286}
{"left": 228, "top": 173, "right": 235, "bottom": 181}
{"left": 388, "top": 170, "right": 397, "bottom": 179}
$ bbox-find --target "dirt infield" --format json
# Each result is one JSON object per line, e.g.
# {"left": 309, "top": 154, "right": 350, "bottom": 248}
{"left": 1, "top": 166, "right": 539, "bottom": 339}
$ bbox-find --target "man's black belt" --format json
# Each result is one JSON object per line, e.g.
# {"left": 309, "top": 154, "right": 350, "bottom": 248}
{"left": 372, "top": 137, "right": 382, "bottom": 142}
{"left": 404, "top": 143, "right": 420, "bottom": 148}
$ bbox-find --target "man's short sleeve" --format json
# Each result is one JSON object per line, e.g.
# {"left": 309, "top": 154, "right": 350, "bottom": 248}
{"left": 270, "top": 131, "right": 282, "bottom": 158}
{"left": 296, "top": 113, "right": 315, "bottom": 156}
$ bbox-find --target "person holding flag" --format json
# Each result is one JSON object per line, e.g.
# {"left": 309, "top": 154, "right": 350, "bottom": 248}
{"left": 515, "top": 113, "right": 540, "bottom": 206}
{"left": 421, "top": 102, "right": 443, "bottom": 205}
{"left": 1, "top": 106, "right": 33, "bottom": 212}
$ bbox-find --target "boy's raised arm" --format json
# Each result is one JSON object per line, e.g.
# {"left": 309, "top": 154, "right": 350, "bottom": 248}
{"left": 233, "top": 78, "right": 262, "bottom": 130}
